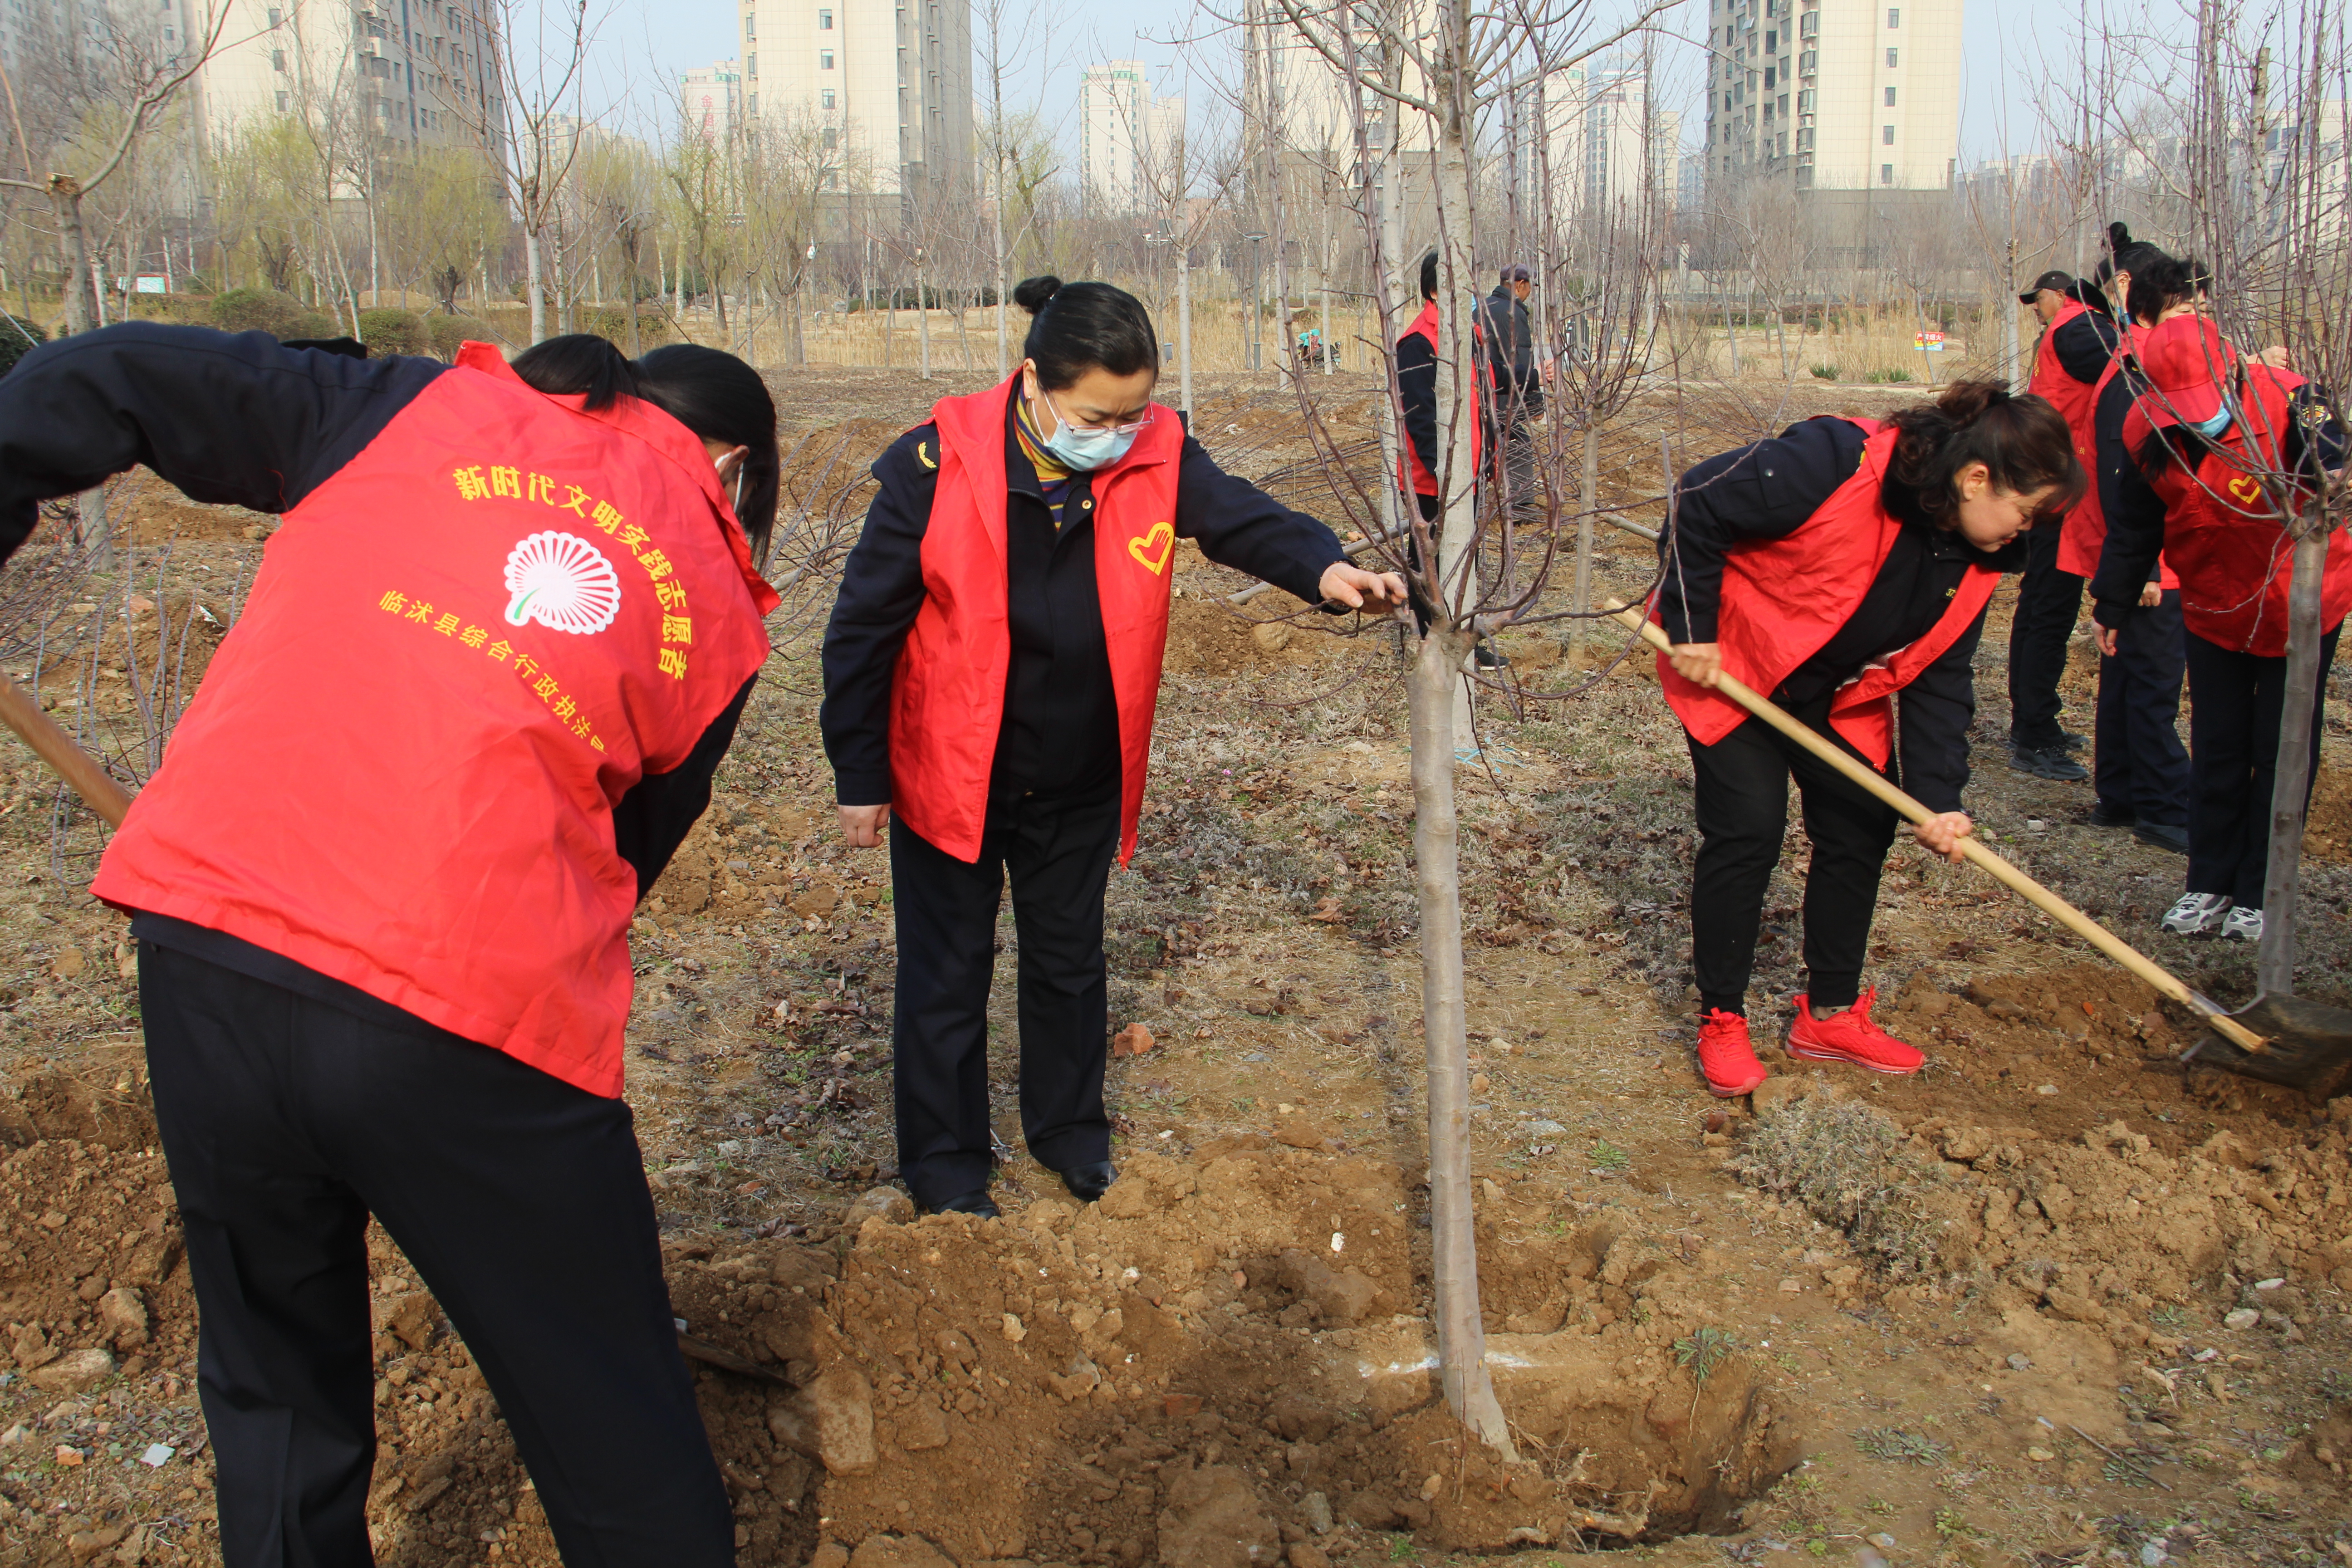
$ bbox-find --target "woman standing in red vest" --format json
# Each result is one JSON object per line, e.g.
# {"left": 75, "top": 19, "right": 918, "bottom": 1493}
{"left": 0, "top": 326, "right": 778, "bottom": 1565}
{"left": 1656, "top": 383, "right": 2081, "bottom": 1097}
{"left": 2090, "top": 306, "right": 2352, "bottom": 944}
{"left": 822, "top": 277, "right": 1404, "bottom": 1217}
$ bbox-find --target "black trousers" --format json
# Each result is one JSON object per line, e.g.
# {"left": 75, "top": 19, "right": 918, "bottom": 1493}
{"left": 1407, "top": 490, "right": 1440, "bottom": 634}
{"left": 2007, "top": 523, "right": 2084, "bottom": 750}
{"left": 2093, "top": 588, "right": 2190, "bottom": 828}
{"left": 139, "top": 943, "right": 733, "bottom": 1568}
{"left": 2183, "top": 623, "right": 2342, "bottom": 907}
{"left": 889, "top": 790, "right": 1124, "bottom": 1207}
{"left": 1686, "top": 711, "right": 1901, "bottom": 1016}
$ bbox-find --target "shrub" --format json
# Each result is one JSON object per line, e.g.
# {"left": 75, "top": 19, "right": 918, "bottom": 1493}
{"left": 0, "top": 314, "right": 44, "bottom": 376}
{"left": 426, "top": 314, "right": 495, "bottom": 360}
{"left": 1862, "top": 368, "right": 1915, "bottom": 385}
{"left": 573, "top": 305, "right": 671, "bottom": 349}
{"left": 356, "top": 308, "right": 429, "bottom": 357}
{"left": 211, "top": 287, "right": 314, "bottom": 338}
{"left": 123, "top": 292, "right": 212, "bottom": 327}
{"left": 1808, "top": 363, "right": 1839, "bottom": 381}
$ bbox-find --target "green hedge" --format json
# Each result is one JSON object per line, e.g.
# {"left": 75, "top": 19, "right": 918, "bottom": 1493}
{"left": 573, "top": 306, "right": 671, "bottom": 349}
{"left": 427, "top": 314, "right": 495, "bottom": 359}
{"left": 357, "top": 308, "right": 429, "bottom": 357}
{"left": 211, "top": 287, "right": 338, "bottom": 341}
{"left": 0, "top": 314, "right": 44, "bottom": 376}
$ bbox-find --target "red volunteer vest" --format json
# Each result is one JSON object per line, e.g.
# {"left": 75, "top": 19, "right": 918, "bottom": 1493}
{"left": 2059, "top": 325, "right": 2178, "bottom": 587}
{"left": 91, "top": 343, "right": 779, "bottom": 1098}
{"left": 2146, "top": 366, "right": 2352, "bottom": 657}
{"left": 1396, "top": 301, "right": 1479, "bottom": 496}
{"left": 1653, "top": 421, "right": 2002, "bottom": 769}
{"left": 889, "top": 377, "right": 1184, "bottom": 866}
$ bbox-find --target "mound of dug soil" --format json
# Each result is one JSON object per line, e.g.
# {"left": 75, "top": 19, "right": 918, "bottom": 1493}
{"left": 657, "top": 1137, "right": 1797, "bottom": 1568}
{"left": 0, "top": 1096, "right": 1794, "bottom": 1567}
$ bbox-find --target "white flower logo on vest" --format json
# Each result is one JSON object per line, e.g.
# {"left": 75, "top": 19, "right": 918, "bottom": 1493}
{"left": 502, "top": 531, "right": 622, "bottom": 634}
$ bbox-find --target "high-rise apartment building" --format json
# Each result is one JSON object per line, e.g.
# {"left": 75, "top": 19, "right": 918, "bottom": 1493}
{"left": 1531, "top": 61, "right": 1679, "bottom": 219}
{"left": 681, "top": 60, "right": 744, "bottom": 145}
{"left": 194, "top": 0, "right": 504, "bottom": 153}
{"left": 1701, "top": 0, "right": 1960, "bottom": 193}
{"left": 737, "top": 0, "right": 973, "bottom": 217}
{"left": 1078, "top": 62, "right": 1184, "bottom": 217}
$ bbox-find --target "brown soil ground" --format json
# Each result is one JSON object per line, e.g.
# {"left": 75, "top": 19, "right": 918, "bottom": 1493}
{"left": 0, "top": 369, "right": 2345, "bottom": 1568}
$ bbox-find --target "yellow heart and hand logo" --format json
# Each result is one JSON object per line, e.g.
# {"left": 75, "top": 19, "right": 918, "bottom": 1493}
{"left": 2228, "top": 475, "right": 2262, "bottom": 504}
{"left": 1128, "top": 521, "right": 1175, "bottom": 576}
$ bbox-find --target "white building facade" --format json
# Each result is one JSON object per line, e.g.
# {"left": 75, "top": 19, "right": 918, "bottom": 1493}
{"left": 737, "top": 0, "right": 973, "bottom": 215}
{"left": 1535, "top": 61, "right": 1679, "bottom": 220}
{"left": 1702, "top": 0, "right": 1960, "bottom": 192}
{"left": 1078, "top": 61, "right": 1184, "bottom": 217}
{"left": 194, "top": 0, "right": 503, "bottom": 153}
{"left": 681, "top": 59, "right": 743, "bottom": 145}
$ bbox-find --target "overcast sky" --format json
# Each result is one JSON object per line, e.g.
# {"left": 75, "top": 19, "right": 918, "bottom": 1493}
{"left": 606, "top": 0, "right": 2044, "bottom": 167}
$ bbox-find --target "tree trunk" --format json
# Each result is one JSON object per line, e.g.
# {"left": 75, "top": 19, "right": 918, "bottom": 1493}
{"left": 2255, "top": 527, "right": 2330, "bottom": 995}
{"left": 81, "top": 478, "right": 111, "bottom": 574}
{"left": 1432, "top": 85, "right": 1477, "bottom": 750}
{"left": 1573, "top": 421, "right": 1599, "bottom": 649}
{"left": 51, "top": 185, "right": 95, "bottom": 333}
{"left": 917, "top": 257, "right": 931, "bottom": 379}
{"left": 623, "top": 234, "right": 642, "bottom": 357}
{"left": 1419, "top": 0, "right": 1512, "bottom": 1462}
{"left": 525, "top": 225, "right": 547, "bottom": 344}
{"left": 1371, "top": 146, "right": 1399, "bottom": 548}
{"left": 994, "top": 174, "right": 1009, "bottom": 377}
{"left": 1406, "top": 625, "right": 1514, "bottom": 1460}
{"left": 1177, "top": 245, "right": 1193, "bottom": 414}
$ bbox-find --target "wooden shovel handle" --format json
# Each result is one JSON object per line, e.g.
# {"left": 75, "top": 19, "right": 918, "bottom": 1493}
{"left": 1604, "top": 602, "right": 2269, "bottom": 1053}
{"left": 0, "top": 672, "right": 133, "bottom": 828}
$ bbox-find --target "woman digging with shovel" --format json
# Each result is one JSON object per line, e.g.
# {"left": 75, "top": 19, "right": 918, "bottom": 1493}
{"left": 1656, "top": 382, "right": 2083, "bottom": 1098}
{"left": 0, "top": 324, "right": 778, "bottom": 1565}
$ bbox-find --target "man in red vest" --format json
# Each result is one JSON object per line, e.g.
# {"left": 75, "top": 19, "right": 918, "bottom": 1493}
{"left": 822, "top": 278, "right": 1403, "bottom": 1217}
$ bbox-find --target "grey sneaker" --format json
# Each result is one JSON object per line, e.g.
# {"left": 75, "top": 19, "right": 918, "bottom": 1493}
{"left": 2009, "top": 745, "right": 2089, "bottom": 781}
{"left": 2160, "top": 892, "right": 2233, "bottom": 935}
{"left": 2221, "top": 906, "right": 2264, "bottom": 943}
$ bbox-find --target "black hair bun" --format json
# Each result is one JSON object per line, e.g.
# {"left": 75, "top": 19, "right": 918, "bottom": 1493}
{"left": 2107, "top": 221, "right": 2134, "bottom": 252}
{"left": 1013, "top": 275, "right": 1063, "bottom": 315}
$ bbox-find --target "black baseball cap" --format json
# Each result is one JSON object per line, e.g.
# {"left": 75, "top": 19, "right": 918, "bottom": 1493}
{"left": 2017, "top": 269, "right": 2074, "bottom": 304}
{"left": 1500, "top": 263, "right": 1534, "bottom": 284}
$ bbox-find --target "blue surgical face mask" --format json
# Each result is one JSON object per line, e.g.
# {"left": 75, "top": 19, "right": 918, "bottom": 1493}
{"left": 1038, "top": 387, "right": 1141, "bottom": 472}
{"left": 2187, "top": 404, "right": 2234, "bottom": 439}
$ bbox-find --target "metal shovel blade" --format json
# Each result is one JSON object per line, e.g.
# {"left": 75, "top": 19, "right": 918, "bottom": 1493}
{"left": 2184, "top": 993, "right": 2352, "bottom": 1098}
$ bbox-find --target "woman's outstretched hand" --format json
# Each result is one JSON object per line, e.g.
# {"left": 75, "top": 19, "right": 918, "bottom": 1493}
{"left": 1320, "top": 563, "right": 1409, "bottom": 613}
{"left": 838, "top": 804, "right": 891, "bottom": 848}
{"left": 1667, "top": 642, "right": 1724, "bottom": 688}
{"left": 1913, "top": 811, "right": 1974, "bottom": 864}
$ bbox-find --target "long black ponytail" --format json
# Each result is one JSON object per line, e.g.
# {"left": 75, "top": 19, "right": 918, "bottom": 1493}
{"left": 510, "top": 334, "right": 780, "bottom": 568}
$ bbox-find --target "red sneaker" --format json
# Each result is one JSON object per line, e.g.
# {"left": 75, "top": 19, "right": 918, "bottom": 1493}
{"left": 1697, "top": 1009, "right": 1768, "bottom": 1098}
{"left": 1786, "top": 988, "right": 1924, "bottom": 1075}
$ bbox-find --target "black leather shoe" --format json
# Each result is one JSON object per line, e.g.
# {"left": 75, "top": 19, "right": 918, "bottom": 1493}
{"left": 2087, "top": 802, "right": 2137, "bottom": 828}
{"left": 2134, "top": 822, "right": 2190, "bottom": 855}
{"left": 2009, "top": 745, "right": 2088, "bottom": 782}
{"left": 928, "top": 1190, "right": 1001, "bottom": 1219}
{"left": 1058, "top": 1161, "right": 1117, "bottom": 1202}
